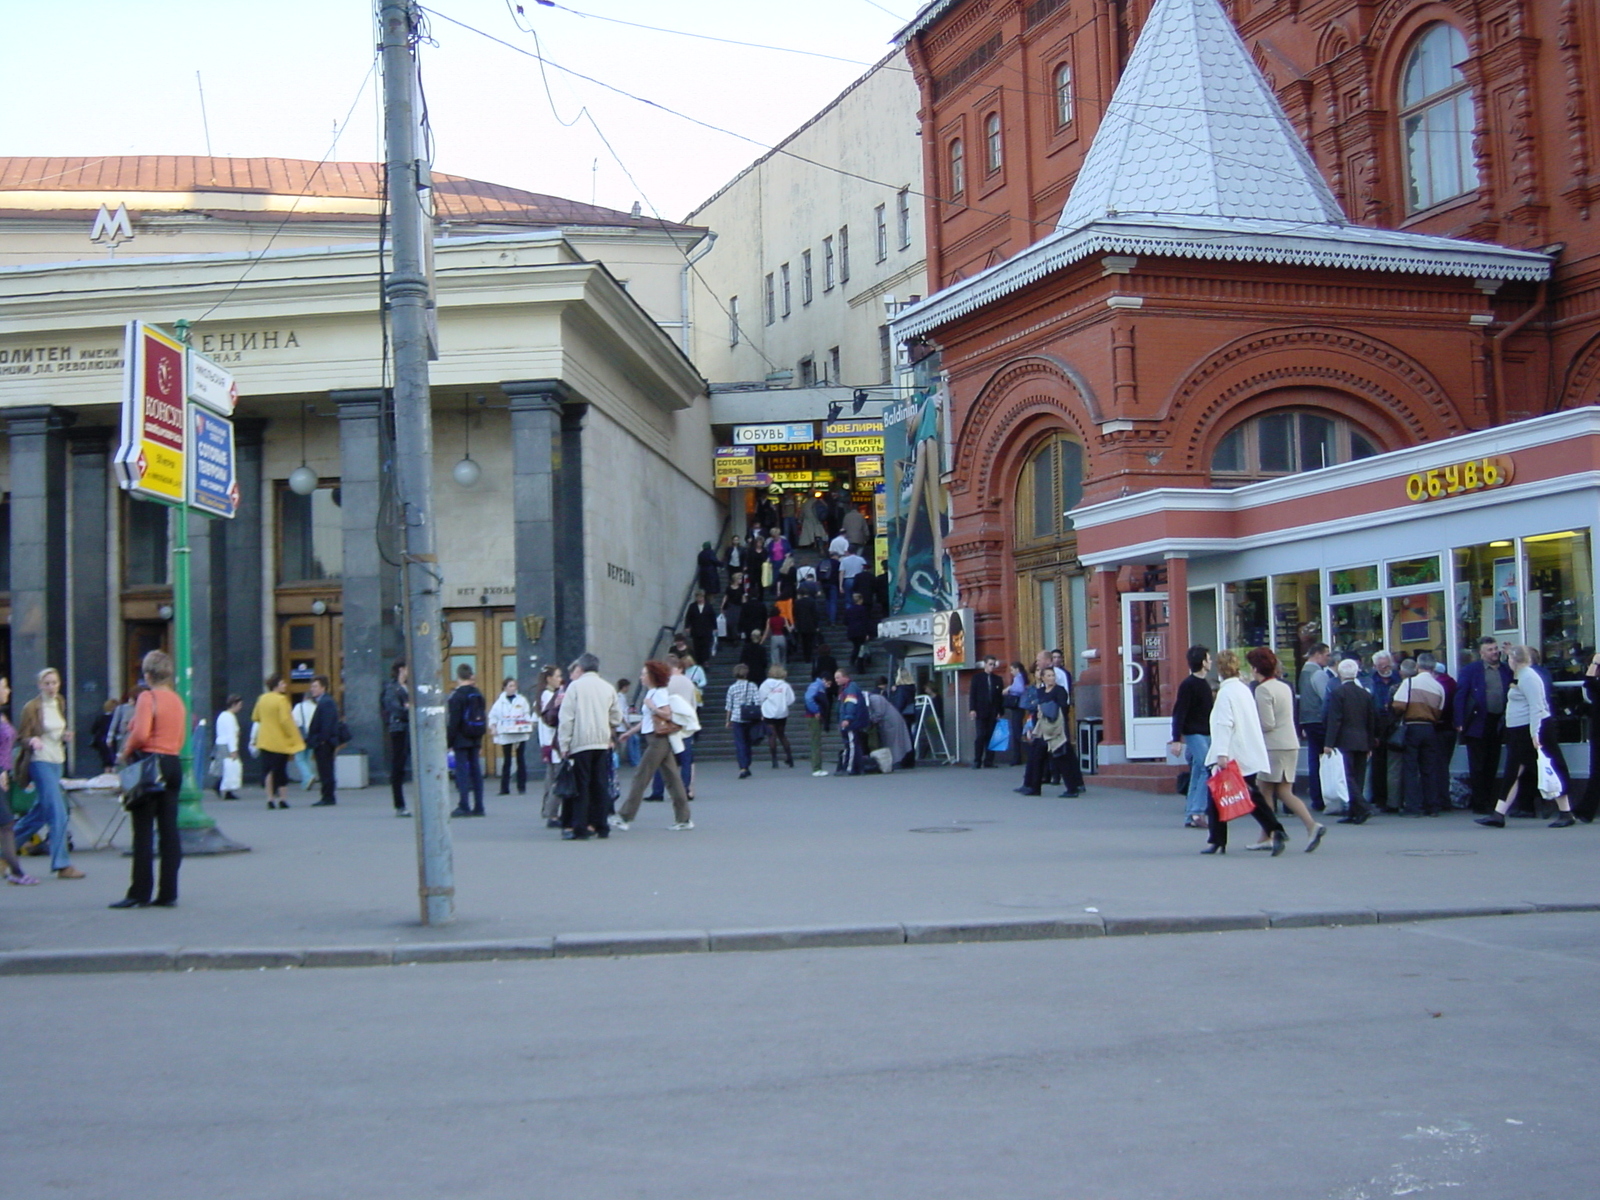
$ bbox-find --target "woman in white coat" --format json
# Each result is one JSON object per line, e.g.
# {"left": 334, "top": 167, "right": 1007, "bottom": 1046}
{"left": 489, "top": 678, "right": 534, "bottom": 796}
{"left": 1202, "top": 649, "right": 1287, "bottom": 855}
{"left": 212, "top": 695, "right": 243, "bottom": 799}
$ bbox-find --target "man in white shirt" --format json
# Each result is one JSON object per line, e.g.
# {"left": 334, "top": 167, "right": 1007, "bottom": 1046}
{"left": 828, "top": 533, "right": 850, "bottom": 558}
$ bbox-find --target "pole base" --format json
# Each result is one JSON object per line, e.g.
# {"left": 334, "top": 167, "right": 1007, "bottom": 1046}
{"left": 179, "top": 824, "right": 251, "bottom": 855}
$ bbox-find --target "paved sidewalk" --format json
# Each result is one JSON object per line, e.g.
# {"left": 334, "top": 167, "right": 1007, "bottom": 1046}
{"left": 2, "top": 761, "right": 1594, "bottom": 971}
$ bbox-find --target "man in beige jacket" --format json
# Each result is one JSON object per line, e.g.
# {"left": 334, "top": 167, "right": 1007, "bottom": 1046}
{"left": 556, "top": 653, "right": 624, "bottom": 840}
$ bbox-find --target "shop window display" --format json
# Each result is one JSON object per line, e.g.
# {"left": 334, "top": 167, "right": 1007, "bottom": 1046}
{"left": 1453, "top": 541, "right": 1518, "bottom": 666}
{"left": 1271, "top": 570, "right": 1321, "bottom": 679}
{"left": 1224, "top": 577, "right": 1269, "bottom": 657}
{"left": 1330, "top": 598, "right": 1385, "bottom": 662}
{"left": 1387, "top": 592, "right": 1446, "bottom": 662}
{"left": 1524, "top": 531, "right": 1594, "bottom": 742}
{"left": 1329, "top": 564, "right": 1379, "bottom": 596}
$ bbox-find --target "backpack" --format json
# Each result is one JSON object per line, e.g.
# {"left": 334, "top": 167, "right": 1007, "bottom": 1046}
{"left": 460, "top": 688, "right": 487, "bottom": 738}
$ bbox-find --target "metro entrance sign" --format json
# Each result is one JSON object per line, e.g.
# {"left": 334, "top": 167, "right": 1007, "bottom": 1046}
{"left": 115, "top": 322, "right": 188, "bottom": 501}
{"left": 116, "top": 320, "right": 244, "bottom": 855}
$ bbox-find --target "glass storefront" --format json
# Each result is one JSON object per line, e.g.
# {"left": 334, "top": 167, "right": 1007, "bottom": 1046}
{"left": 1198, "top": 528, "right": 1594, "bottom": 743}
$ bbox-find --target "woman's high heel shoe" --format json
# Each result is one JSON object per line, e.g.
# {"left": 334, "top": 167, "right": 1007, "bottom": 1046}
{"left": 1200, "top": 844, "right": 1225, "bottom": 855}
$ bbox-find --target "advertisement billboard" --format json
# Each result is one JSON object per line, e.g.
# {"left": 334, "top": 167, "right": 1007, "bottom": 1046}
{"left": 115, "top": 321, "right": 187, "bottom": 503}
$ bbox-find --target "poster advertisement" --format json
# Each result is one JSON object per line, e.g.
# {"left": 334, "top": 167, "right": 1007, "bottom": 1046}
{"left": 1492, "top": 557, "right": 1519, "bottom": 632}
{"left": 116, "top": 321, "right": 187, "bottom": 502}
{"left": 932, "top": 608, "right": 972, "bottom": 669}
{"left": 882, "top": 382, "right": 954, "bottom": 615}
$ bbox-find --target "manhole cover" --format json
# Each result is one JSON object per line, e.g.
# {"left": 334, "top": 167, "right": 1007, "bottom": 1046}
{"left": 910, "top": 826, "right": 972, "bottom": 833}
{"left": 1388, "top": 848, "right": 1478, "bottom": 857}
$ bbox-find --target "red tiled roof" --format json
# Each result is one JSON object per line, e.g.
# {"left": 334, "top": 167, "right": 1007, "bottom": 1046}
{"left": 0, "top": 156, "right": 701, "bottom": 233}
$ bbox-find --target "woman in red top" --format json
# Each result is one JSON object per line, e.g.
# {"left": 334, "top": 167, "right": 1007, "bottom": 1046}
{"left": 111, "top": 650, "right": 187, "bottom": 909}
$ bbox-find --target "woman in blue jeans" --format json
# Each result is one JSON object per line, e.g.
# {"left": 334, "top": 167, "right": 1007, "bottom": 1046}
{"left": 1167, "top": 646, "right": 1214, "bottom": 829}
{"left": 13, "top": 666, "right": 84, "bottom": 879}
{"left": 725, "top": 664, "right": 761, "bottom": 780}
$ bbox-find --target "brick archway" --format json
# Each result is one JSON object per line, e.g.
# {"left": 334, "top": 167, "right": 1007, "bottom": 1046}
{"left": 1560, "top": 333, "right": 1600, "bottom": 410}
{"left": 1166, "top": 327, "right": 1463, "bottom": 471}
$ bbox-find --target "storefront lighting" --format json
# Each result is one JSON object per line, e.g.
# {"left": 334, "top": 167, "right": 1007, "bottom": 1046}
{"left": 1523, "top": 531, "right": 1578, "bottom": 543}
{"left": 1488, "top": 541, "right": 1513, "bottom": 548}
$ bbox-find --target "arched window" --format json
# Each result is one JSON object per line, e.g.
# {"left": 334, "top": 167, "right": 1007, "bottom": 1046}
{"left": 948, "top": 138, "right": 965, "bottom": 198}
{"left": 984, "top": 113, "right": 1003, "bottom": 174}
{"left": 1054, "top": 63, "right": 1073, "bottom": 127}
{"left": 1014, "top": 433, "right": 1088, "bottom": 669}
{"left": 1400, "top": 24, "right": 1478, "bottom": 212}
{"left": 1210, "top": 410, "right": 1378, "bottom": 484}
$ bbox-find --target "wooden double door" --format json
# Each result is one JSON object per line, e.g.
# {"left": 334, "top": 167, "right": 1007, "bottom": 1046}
{"left": 445, "top": 607, "right": 521, "bottom": 777}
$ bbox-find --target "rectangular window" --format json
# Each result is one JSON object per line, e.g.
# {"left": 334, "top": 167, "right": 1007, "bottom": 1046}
{"left": 124, "top": 498, "right": 170, "bottom": 587}
{"left": 1223, "top": 577, "right": 1270, "bottom": 659}
{"left": 1031, "top": 441, "right": 1057, "bottom": 540}
{"left": 1387, "top": 555, "right": 1441, "bottom": 589}
{"left": 801, "top": 250, "right": 813, "bottom": 305}
{"left": 729, "top": 295, "right": 740, "bottom": 346}
{"left": 1258, "top": 413, "right": 1293, "bottom": 473}
{"left": 1330, "top": 564, "right": 1380, "bottom": 596}
{"left": 829, "top": 345, "right": 841, "bottom": 384}
{"left": 1388, "top": 592, "right": 1446, "bottom": 662}
{"left": 879, "top": 324, "right": 891, "bottom": 383}
{"left": 823, "top": 236, "right": 835, "bottom": 291}
{"left": 839, "top": 225, "right": 850, "bottom": 284}
{"left": 780, "top": 263, "right": 791, "bottom": 317}
{"left": 798, "top": 356, "right": 816, "bottom": 387}
{"left": 764, "top": 274, "right": 775, "bottom": 325}
{"left": 897, "top": 188, "right": 911, "bottom": 249}
{"left": 1271, "top": 570, "right": 1322, "bottom": 680}
{"left": 1524, "top": 530, "right": 1594, "bottom": 688}
{"left": 874, "top": 204, "right": 888, "bottom": 263}
{"left": 278, "top": 485, "right": 343, "bottom": 584}
{"left": 1329, "top": 598, "right": 1385, "bottom": 662}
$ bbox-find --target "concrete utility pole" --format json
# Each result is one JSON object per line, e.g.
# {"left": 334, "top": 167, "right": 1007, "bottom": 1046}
{"left": 379, "top": 0, "right": 454, "bottom": 925}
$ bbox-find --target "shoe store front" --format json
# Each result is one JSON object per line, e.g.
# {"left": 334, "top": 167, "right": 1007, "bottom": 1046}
{"left": 1071, "top": 408, "right": 1600, "bottom": 767}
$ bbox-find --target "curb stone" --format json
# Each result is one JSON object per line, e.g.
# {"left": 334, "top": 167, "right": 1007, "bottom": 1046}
{"left": 0, "top": 904, "right": 1590, "bottom": 977}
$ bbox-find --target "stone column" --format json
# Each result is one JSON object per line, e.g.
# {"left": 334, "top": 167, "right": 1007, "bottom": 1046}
{"left": 67, "top": 427, "right": 113, "bottom": 775}
{"left": 7, "top": 406, "right": 72, "bottom": 715}
{"left": 219, "top": 418, "right": 267, "bottom": 776}
{"left": 504, "top": 380, "right": 568, "bottom": 689}
{"left": 333, "top": 389, "right": 393, "bottom": 779}
{"left": 557, "top": 402, "right": 589, "bottom": 667}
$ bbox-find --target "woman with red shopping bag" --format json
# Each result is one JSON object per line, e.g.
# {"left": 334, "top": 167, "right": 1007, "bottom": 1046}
{"left": 1201, "top": 650, "right": 1287, "bottom": 855}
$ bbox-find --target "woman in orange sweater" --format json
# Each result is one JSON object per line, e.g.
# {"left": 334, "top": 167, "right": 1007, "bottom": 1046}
{"left": 111, "top": 650, "right": 187, "bottom": 909}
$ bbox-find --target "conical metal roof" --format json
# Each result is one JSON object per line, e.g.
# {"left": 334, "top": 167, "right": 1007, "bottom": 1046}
{"left": 1057, "top": 0, "right": 1345, "bottom": 230}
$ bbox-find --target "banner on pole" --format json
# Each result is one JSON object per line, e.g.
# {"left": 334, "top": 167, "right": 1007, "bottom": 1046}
{"left": 116, "top": 321, "right": 187, "bottom": 503}
{"left": 187, "top": 349, "right": 237, "bottom": 414}
{"left": 189, "top": 407, "right": 240, "bottom": 519}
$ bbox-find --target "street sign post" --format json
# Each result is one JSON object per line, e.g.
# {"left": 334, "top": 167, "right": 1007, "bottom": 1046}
{"left": 117, "top": 321, "right": 243, "bottom": 854}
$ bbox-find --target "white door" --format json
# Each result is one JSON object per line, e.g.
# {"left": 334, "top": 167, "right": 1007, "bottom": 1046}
{"left": 1121, "top": 591, "right": 1172, "bottom": 760}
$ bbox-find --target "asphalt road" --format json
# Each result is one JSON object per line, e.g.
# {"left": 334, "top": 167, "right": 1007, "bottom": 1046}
{"left": 4, "top": 911, "right": 1595, "bottom": 1199}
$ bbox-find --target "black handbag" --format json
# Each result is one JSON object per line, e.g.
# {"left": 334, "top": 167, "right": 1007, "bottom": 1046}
{"left": 119, "top": 754, "right": 163, "bottom": 808}
{"left": 738, "top": 702, "right": 764, "bottom": 725}
{"left": 551, "top": 759, "right": 578, "bottom": 803}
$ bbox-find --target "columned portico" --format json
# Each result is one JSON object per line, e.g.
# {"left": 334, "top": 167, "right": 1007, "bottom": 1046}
{"left": 66, "top": 427, "right": 111, "bottom": 774}
{"left": 333, "top": 388, "right": 396, "bottom": 775}
{"left": 7, "top": 405, "right": 71, "bottom": 705}
{"left": 505, "top": 379, "right": 573, "bottom": 683}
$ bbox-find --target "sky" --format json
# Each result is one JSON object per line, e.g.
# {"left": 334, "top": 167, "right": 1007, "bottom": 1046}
{"left": 1, "top": 0, "right": 915, "bottom": 220}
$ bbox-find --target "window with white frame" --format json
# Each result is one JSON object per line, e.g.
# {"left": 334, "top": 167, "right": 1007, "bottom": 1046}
{"left": 1400, "top": 23, "right": 1478, "bottom": 213}
{"left": 729, "top": 295, "right": 740, "bottom": 346}
{"left": 764, "top": 274, "right": 775, "bottom": 325}
{"left": 948, "top": 138, "right": 965, "bottom": 197}
{"left": 1210, "top": 410, "right": 1379, "bottom": 484}
{"left": 984, "top": 112, "right": 1002, "bottom": 174}
{"left": 823, "top": 236, "right": 835, "bottom": 291}
{"left": 897, "top": 188, "right": 911, "bottom": 249}
{"left": 1054, "top": 62, "right": 1073, "bottom": 127}
{"left": 839, "top": 225, "right": 850, "bottom": 284}
{"left": 829, "top": 345, "right": 841, "bottom": 384}
{"left": 780, "top": 262, "right": 791, "bottom": 317}
{"left": 801, "top": 250, "right": 813, "bottom": 305}
{"left": 874, "top": 204, "right": 888, "bottom": 262}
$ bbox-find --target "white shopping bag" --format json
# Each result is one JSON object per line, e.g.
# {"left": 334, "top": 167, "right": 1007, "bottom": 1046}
{"left": 1319, "top": 750, "right": 1350, "bottom": 810}
{"left": 1536, "top": 749, "right": 1563, "bottom": 799}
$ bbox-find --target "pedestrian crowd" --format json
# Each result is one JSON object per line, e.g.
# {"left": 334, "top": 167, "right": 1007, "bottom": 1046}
{"left": 1167, "top": 637, "right": 1599, "bottom": 857}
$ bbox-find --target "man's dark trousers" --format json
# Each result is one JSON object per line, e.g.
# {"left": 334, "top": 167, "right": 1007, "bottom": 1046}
{"left": 314, "top": 743, "right": 337, "bottom": 805}
{"left": 1464, "top": 716, "right": 1504, "bottom": 813}
{"left": 567, "top": 748, "right": 610, "bottom": 836}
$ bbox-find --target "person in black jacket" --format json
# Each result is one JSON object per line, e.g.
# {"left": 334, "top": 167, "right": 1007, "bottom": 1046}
{"left": 1322, "top": 657, "right": 1377, "bottom": 824}
{"left": 684, "top": 590, "right": 718, "bottom": 666}
{"left": 446, "top": 664, "right": 487, "bottom": 817}
{"left": 305, "top": 675, "right": 342, "bottom": 807}
{"left": 381, "top": 659, "right": 411, "bottom": 816}
{"left": 1167, "top": 645, "right": 1214, "bottom": 828}
{"left": 844, "top": 591, "right": 874, "bottom": 675}
{"left": 968, "top": 657, "right": 1005, "bottom": 769}
{"left": 738, "top": 631, "right": 770, "bottom": 685}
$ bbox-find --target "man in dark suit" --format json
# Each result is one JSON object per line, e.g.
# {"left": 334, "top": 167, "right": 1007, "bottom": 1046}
{"left": 305, "top": 675, "right": 342, "bottom": 808}
{"left": 1454, "top": 636, "right": 1513, "bottom": 814}
{"left": 969, "top": 657, "right": 1004, "bottom": 768}
{"left": 1323, "top": 658, "right": 1377, "bottom": 824}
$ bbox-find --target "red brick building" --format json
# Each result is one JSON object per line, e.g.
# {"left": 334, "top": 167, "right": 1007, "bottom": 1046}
{"left": 891, "top": 0, "right": 1598, "bottom": 777}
